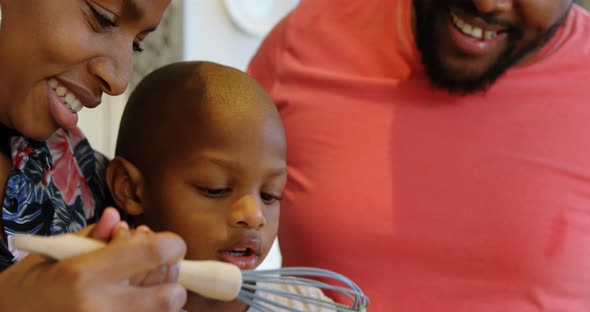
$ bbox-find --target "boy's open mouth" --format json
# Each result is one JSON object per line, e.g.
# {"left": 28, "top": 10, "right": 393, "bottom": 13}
{"left": 222, "top": 248, "right": 254, "bottom": 257}
{"left": 217, "top": 239, "right": 262, "bottom": 270}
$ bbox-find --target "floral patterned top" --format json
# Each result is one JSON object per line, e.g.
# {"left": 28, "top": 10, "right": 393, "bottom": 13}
{"left": 0, "top": 128, "right": 109, "bottom": 270}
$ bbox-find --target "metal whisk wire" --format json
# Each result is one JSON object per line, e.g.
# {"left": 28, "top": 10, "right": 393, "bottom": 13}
{"left": 237, "top": 267, "right": 369, "bottom": 311}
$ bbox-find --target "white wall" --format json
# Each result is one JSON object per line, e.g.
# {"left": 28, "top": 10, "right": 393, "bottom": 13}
{"left": 183, "top": 1, "right": 263, "bottom": 69}
{"left": 78, "top": 94, "right": 124, "bottom": 158}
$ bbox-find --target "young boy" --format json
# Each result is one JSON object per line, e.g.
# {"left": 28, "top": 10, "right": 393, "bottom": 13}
{"left": 105, "top": 61, "right": 335, "bottom": 311}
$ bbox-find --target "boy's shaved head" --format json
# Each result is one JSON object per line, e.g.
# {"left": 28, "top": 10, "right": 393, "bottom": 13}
{"left": 108, "top": 62, "right": 287, "bottom": 312}
{"left": 115, "top": 61, "right": 282, "bottom": 175}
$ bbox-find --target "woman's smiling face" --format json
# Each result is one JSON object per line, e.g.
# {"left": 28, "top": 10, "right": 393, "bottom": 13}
{"left": 0, "top": 0, "right": 170, "bottom": 140}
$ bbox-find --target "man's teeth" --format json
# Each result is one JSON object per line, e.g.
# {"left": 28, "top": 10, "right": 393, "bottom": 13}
{"left": 48, "top": 78, "right": 58, "bottom": 89}
{"left": 48, "top": 78, "right": 83, "bottom": 113}
{"left": 451, "top": 13, "right": 498, "bottom": 41}
{"left": 56, "top": 87, "right": 66, "bottom": 97}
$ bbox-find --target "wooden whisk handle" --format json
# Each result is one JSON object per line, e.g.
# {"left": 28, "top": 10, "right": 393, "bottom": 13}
{"left": 11, "top": 234, "right": 243, "bottom": 302}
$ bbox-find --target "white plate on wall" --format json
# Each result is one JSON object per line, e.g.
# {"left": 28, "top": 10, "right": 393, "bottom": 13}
{"left": 223, "top": 0, "right": 299, "bottom": 37}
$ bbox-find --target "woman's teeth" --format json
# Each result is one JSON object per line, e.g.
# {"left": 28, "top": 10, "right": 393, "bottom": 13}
{"left": 48, "top": 78, "right": 83, "bottom": 113}
{"left": 451, "top": 13, "right": 498, "bottom": 41}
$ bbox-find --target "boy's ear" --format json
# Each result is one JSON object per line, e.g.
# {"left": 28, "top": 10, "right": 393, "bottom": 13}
{"left": 105, "top": 157, "right": 145, "bottom": 216}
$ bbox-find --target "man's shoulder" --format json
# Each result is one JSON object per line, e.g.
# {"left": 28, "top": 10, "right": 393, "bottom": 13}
{"left": 568, "top": 5, "right": 590, "bottom": 46}
{"left": 573, "top": 4, "right": 590, "bottom": 22}
{"left": 531, "top": 5, "right": 590, "bottom": 74}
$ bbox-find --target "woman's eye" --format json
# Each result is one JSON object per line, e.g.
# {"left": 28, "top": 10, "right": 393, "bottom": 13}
{"left": 133, "top": 41, "right": 144, "bottom": 53}
{"left": 90, "top": 6, "right": 117, "bottom": 29}
{"left": 261, "top": 193, "right": 282, "bottom": 204}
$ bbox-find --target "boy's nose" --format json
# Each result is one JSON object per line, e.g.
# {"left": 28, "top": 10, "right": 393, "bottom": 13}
{"left": 230, "top": 195, "right": 266, "bottom": 230}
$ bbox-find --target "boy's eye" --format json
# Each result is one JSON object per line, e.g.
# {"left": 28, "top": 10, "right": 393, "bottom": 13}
{"left": 197, "top": 187, "right": 229, "bottom": 198}
{"left": 261, "top": 193, "right": 282, "bottom": 204}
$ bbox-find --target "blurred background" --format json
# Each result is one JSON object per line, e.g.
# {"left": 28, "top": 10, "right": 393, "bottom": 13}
{"left": 78, "top": 0, "right": 590, "bottom": 270}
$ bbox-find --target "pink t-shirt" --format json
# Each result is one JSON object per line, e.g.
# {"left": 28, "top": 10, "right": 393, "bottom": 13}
{"left": 248, "top": 1, "right": 590, "bottom": 311}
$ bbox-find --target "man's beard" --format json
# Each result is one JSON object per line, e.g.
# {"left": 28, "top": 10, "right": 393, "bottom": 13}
{"left": 413, "top": 0, "right": 571, "bottom": 95}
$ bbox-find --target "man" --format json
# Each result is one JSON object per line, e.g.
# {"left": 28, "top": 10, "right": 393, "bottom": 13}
{"left": 248, "top": 0, "right": 590, "bottom": 311}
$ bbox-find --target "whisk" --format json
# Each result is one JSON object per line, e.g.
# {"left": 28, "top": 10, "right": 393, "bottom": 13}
{"left": 12, "top": 234, "right": 369, "bottom": 312}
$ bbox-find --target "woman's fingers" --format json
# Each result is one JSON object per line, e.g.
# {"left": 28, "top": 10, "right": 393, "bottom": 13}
{"left": 62, "top": 231, "right": 186, "bottom": 282}
{"left": 124, "top": 225, "right": 182, "bottom": 286}
{"left": 70, "top": 220, "right": 184, "bottom": 287}
{"left": 87, "top": 207, "right": 122, "bottom": 241}
{"left": 119, "top": 283, "right": 187, "bottom": 312}
{"left": 130, "top": 262, "right": 181, "bottom": 286}
{"left": 5, "top": 255, "right": 187, "bottom": 312}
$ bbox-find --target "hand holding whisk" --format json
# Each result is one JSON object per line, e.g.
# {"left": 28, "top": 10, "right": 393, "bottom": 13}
{"left": 12, "top": 234, "right": 369, "bottom": 312}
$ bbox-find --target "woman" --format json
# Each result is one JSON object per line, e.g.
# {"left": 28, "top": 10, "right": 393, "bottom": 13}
{"left": 0, "top": 1, "right": 187, "bottom": 311}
